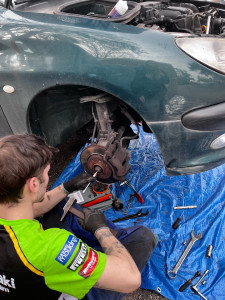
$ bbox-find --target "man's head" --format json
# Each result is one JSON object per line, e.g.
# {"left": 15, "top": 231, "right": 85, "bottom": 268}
{"left": 0, "top": 134, "right": 57, "bottom": 204}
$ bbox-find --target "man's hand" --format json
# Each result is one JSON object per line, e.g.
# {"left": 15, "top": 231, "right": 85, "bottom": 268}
{"left": 78, "top": 207, "right": 107, "bottom": 235}
{"left": 63, "top": 172, "right": 95, "bottom": 194}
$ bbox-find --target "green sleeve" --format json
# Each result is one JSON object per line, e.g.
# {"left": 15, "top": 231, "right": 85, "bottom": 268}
{"left": 42, "top": 228, "right": 107, "bottom": 299}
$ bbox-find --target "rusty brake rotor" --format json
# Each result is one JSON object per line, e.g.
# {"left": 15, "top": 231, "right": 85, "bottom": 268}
{"left": 80, "top": 145, "right": 118, "bottom": 184}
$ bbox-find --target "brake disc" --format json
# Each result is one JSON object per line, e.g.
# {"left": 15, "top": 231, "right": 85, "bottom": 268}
{"left": 80, "top": 144, "right": 117, "bottom": 184}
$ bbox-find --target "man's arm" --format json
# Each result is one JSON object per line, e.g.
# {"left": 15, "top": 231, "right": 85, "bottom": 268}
{"left": 78, "top": 208, "right": 141, "bottom": 293}
{"left": 33, "top": 172, "right": 95, "bottom": 218}
{"left": 94, "top": 227, "right": 141, "bottom": 293}
{"left": 33, "top": 184, "right": 67, "bottom": 218}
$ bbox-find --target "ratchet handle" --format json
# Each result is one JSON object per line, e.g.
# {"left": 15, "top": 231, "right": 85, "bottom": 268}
{"left": 179, "top": 280, "right": 191, "bottom": 292}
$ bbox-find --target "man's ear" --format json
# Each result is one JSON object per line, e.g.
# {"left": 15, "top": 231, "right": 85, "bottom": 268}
{"left": 26, "top": 177, "right": 40, "bottom": 193}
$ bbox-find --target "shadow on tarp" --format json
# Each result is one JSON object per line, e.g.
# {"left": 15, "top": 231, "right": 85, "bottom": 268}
{"left": 52, "top": 126, "right": 225, "bottom": 300}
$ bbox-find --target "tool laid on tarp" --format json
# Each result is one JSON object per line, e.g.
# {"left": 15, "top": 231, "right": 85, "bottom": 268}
{"left": 179, "top": 271, "right": 201, "bottom": 292}
{"left": 123, "top": 194, "right": 135, "bottom": 215}
{"left": 167, "top": 230, "right": 202, "bottom": 279}
{"left": 120, "top": 180, "right": 144, "bottom": 204}
{"left": 191, "top": 270, "right": 209, "bottom": 300}
{"left": 174, "top": 205, "right": 197, "bottom": 210}
{"left": 172, "top": 211, "right": 184, "bottom": 230}
{"left": 206, "top": 245, "right": 213, "bottom": 258}
{"left": 112, "top": 209, "right": 149, "bottom": 223}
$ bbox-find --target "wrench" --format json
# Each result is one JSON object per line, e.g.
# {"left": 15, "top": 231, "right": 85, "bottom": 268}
{"left": 167, "top": 230, "right": 202, "bottom": 279}
{"left": 112, "top": 209, "right": 149, "bottom": 223}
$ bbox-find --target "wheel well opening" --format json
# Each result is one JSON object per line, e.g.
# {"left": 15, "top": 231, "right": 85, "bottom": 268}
{"left": 28, "top": 84, "right": 150, "bottom": 147}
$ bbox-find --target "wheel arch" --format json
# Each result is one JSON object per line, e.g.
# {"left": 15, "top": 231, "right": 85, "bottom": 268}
{"left": 27, "top": 84, "right": 151, "bottom": 147}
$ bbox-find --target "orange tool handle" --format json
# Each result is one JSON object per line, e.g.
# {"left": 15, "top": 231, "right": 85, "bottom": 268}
{"left": 83, "top": 194, "right": 113, "bottom": 207}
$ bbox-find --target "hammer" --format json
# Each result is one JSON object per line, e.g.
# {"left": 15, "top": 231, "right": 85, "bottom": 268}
{"left": 191, "top": 269, "right": 209, "bottom": 300}
{"left": 60, "top": 192, "right": 118, "bottom": 237}
{"left": 60, "top": 192, "right": 84, "bottom": 221}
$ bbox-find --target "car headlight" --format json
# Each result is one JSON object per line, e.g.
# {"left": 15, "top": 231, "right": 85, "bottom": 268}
{"left": 210, "top": 133, "right": 225, "bottom": 149}
{"left": 175, "top": 37, "right": 225, "bottom": 75}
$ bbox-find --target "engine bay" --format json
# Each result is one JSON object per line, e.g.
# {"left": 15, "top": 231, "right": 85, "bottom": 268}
{"left": 132, "top": 0, "right": 225, "bottom": 35}
{"left": 11, "top": 0, "right": 225, "bottom": 36}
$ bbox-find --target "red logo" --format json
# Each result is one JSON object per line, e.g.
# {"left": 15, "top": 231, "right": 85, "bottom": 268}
{"left": 78, "top": 249, "right": 98, "bottom": 278}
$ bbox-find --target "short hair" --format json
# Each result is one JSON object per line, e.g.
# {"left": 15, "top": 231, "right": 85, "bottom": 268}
{"left": 0, "top": 134, "right": 58, "bottom": 204}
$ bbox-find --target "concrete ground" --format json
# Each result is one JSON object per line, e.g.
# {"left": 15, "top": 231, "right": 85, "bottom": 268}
{"left": 123, "top": 289, "right": 168, "bottom": 300}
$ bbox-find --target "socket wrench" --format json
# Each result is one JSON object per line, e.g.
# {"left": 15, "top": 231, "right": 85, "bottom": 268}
{"left": 191, "top": 269, "right": 209, "bottom": 300}
{"left": 167, "top": 230, "right": 202, "bottom": 279}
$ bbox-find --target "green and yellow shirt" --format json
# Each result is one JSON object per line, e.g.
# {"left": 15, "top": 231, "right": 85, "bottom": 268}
{"left": 0, "top": 218, "right": 106, "bottom": 300}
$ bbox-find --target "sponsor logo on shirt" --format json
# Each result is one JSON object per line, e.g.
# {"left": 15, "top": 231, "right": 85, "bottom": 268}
{"left": 78, "top": 249, "right": 98, "bottom": 278}
{"left": 68, "top": 242, "right": 88, "bottom": 272}
{"left": 55, "top": 235, "right": 79, "bottom": 265}
{"left": 0, "top": 274, "right": 16, "bottom": 293}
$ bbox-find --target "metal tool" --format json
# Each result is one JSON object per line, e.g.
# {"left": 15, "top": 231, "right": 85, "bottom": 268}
{"left": 174, "top": 205, "right": 197, "bottom": 210}
{"left": 206, "top": 245, "right": 213, "bottom": 258}
{"left": 82, "top": 171, "right": 98, "bottom": 193}
{"left": 179, "top": 271, "right": 201, "bottom": 292}
{"left": 112, "top": 209, "right": 149, "bottom": 223}
{"left": 123, "top": 194, "right": 135, "bottom": 215}
{"left": 172, "top": 211, "right": 184, "bottom": 229}
{"left": 167, "top": 230, "right": 202, "bottom": 279}
{"left": 60, "top": 192, "right": 118, "bottom": 236}
{"left": 112, "top": 198, "right": 123, "bottom": 211}
{"left": 120, "top": 180, "right": 144, "bottom": 204}
{"left": 60, "top": 192, "right": 84, "bottom": 221}
{"left": 191, "top": 269, "right": 209, "bottom": 300}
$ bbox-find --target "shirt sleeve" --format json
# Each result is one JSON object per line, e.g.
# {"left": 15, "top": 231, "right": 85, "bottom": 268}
{"left": 42, "top": 228, "right": 107, "bottom": 299}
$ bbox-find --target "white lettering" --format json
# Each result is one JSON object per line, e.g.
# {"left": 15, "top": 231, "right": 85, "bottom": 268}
{"left": 83, "top": 252, "right": 96, "bottom": 274}
{"left": 0, "top": 284, "right": 10, "bottom": 293}
{"left": 58, "top": 237, "right": 77, "bottom": 263}
{"left": 69, "top": 243, "right": 87, "bottom": 271}
{"left": 0, "top": 275, "right": 16, "bottom": 289}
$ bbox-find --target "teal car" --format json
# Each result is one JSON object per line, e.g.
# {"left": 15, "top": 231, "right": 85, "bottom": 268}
{"left": 1, "top": 0, "right": 225, "bottom": 182}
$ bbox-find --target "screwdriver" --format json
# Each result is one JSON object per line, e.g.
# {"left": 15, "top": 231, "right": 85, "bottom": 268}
{"left": 172, "top": 211, "right": 184, "bottom": 229}
{"left": 179, "top": 271, "right": 201, "bottom": 292}
{"left": 82, "top": 171, "right": 98, "bottom": 194}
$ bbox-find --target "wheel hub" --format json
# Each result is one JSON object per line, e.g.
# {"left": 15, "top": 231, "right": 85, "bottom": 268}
{"left": 80, "top": 145, "right": 116, "bottom": 184}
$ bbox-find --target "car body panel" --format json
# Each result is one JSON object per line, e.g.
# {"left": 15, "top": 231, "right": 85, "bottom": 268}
{"left": 1, "top": 6, "right": 225, "bottom": 175}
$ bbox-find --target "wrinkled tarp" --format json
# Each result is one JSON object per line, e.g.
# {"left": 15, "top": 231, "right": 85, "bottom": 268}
{"left": 52, "top": 126, "right": 225, "bottom": 300}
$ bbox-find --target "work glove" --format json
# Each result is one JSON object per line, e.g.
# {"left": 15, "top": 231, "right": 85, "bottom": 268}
{"left": 63, "top": 172, "right": 95, "bottom": 194}
{"left": 78, "top": 207, "right": 107, "bottom": 236}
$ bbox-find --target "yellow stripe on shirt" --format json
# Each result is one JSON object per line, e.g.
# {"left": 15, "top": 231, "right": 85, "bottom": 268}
{"left": 4, "top": 225, "right": 44, "bottom": 277}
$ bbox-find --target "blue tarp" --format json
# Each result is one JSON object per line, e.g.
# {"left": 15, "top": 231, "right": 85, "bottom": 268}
{"left": 52, "top": 126, "right": 225, "bottom": 300}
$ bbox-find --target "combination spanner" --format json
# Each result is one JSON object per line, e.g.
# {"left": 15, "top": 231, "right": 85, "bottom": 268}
{"left": 167, "top": 230, "right": 202, "bottom": 279}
